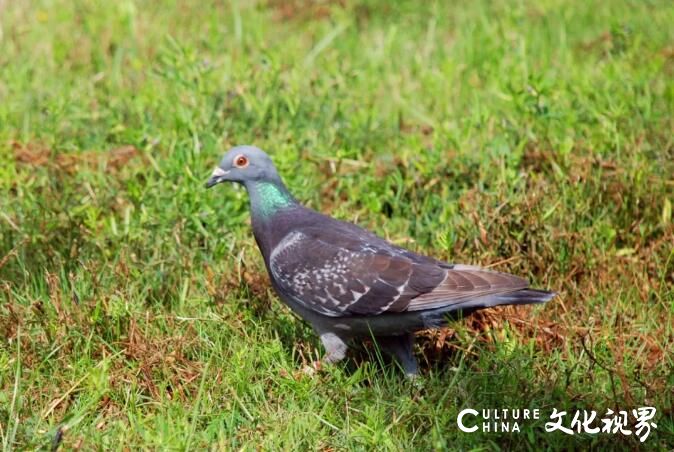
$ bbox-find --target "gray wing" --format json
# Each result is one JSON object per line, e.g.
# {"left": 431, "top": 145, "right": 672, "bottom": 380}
{"left": 269, "top": 228, "right": 529, "bottom": 317}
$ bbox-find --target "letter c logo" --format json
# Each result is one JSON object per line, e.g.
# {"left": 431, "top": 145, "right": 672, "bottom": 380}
{"left": 457, "top": 409, "right": 478, "bottom": 433}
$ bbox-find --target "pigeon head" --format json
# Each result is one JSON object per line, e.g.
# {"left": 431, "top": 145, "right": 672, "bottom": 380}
{"left": 205, "top": 145, "right": 282, "bottom": 188}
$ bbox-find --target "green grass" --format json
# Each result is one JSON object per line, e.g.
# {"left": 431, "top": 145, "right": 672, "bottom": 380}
{"left": 1, "top": 0, "right": 673, "bottom": 449}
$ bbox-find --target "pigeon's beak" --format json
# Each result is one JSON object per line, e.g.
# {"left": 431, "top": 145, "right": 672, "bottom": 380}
{"left": 205, "top": 167, "right": 230, "bottom": 188}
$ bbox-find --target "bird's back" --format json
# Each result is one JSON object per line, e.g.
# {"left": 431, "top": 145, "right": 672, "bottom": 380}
{"left": 261, "top": 206, "right": 554, "bottom": 319}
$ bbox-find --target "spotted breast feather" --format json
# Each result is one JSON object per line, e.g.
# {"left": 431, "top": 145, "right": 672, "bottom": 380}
{"left": 269, "top": 226, "right": 530, "bottom": 317}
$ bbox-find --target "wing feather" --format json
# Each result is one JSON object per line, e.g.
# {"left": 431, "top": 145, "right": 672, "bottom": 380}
{"left": 405, "top": 264, "right": 528, "bottom": 311}
{"left": 270, "top": 228, "right": 530, "bottom": 317}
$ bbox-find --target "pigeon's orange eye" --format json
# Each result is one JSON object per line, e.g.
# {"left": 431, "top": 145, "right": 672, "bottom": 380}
{"left": 234, "top": 155, "right": 249, "bottom": 168}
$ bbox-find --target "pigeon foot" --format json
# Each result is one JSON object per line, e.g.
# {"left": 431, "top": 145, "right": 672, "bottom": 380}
{"left": 319, "top": 332, "right": 348, "bottom": 364}
{"left": 375, "top": 333, "right": 419, "bottom": 376}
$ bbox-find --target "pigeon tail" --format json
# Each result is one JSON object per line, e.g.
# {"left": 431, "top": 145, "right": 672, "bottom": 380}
{"left": 492, "top": 288, "right": 556, "bottom": 306}
{"left": 419, "top": 288, "right": 555, "bottom": 328}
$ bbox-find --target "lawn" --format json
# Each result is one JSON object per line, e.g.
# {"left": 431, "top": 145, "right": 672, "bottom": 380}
{"left": 1, "top": 0, "right": 673, "bottom": 449}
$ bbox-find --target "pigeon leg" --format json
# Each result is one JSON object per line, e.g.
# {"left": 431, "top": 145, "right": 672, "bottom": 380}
{"left": 319, "top": 332, "right": 349, "bottom": 364}
{"left": 374, "top": 333, "right": 419, "bottom": 377}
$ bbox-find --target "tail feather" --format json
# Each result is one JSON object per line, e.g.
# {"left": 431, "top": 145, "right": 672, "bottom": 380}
{"left": 419, "top": 288, "right": 555, "bottom": 328}
{"left": 492, "top": 288, "right": 556, "bottom": 306}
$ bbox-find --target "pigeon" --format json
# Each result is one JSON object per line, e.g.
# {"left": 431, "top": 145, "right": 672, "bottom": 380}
{"left": 206, "top": 145, "right": 555, "bottom": 376}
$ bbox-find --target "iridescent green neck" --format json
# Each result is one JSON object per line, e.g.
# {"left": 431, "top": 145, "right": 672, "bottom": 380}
{"left": 247, "top": 180, "right": 295, "bottom": 218}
